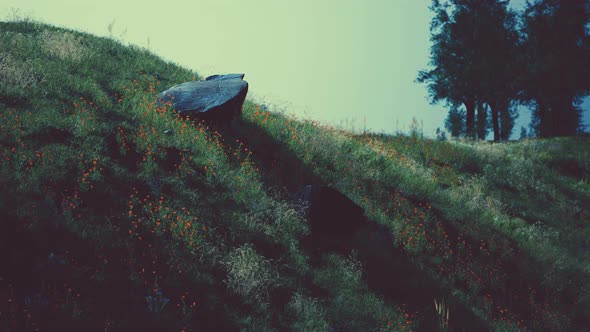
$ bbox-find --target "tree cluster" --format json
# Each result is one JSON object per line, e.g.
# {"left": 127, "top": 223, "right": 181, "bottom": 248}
{"left": 418, "top": 0, "right": 590, "bottom": 140}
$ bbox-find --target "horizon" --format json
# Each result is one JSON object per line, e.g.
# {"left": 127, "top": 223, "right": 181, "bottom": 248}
{"left": 1, "top": 0, "right": 588, "bottom": 138}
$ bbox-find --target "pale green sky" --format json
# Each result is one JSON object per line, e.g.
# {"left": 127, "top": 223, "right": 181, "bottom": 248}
{"left": 1, "top": 0, "right": 587, "bottom": 136}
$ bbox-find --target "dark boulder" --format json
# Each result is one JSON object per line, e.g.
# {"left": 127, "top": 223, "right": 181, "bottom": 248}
{"left": 157, "top": 73, "right": 248, "bottom": 122}
{"left": 295, "top": 185, "right": 367, "bottom": 249}
{"left": 205, "top": 74, "right": 245, "bottom": 81}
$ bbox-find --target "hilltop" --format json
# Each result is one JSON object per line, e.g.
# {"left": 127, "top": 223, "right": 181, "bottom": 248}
{"left": 1, "top": 20, "right": 589, "bottom": 331}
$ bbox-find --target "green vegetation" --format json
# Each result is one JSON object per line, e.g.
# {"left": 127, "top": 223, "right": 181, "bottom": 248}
{"left": 1, "top": 19, "right": 589, "bottom": 331}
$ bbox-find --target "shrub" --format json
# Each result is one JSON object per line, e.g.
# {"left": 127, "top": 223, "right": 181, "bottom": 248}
{"left": 287, "top": 292, "right": 330, "bottom": 332}
{"left": 224, "top": 244, "right": 277, "bottom": 304}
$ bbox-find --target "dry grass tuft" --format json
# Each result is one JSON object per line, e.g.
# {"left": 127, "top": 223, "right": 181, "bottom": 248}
{"left": 41, "top": 30, "right": 88, "bottom": 62}
{"left": 0, "top": 53, "right": 38, "bottom": 89}
{"left": 224, "top": 244, "right": 277, "bottom": 304}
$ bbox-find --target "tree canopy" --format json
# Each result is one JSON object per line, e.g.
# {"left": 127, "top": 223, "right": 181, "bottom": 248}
{"left": 418, "top": 0, "right": 519, "bottom": 140}
{"left": 419, "top": 0, "right": 589, "bottom": 139}
{"left": 521, "top": 0, "right": 590, "bottom": 137}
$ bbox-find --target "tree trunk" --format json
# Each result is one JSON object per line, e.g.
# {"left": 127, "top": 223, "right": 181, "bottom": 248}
{"left": 464, "top": 98, "right": 476, "bottom": 139}
{"left": 545, "top": 101, "right": 562, "bottom": 137}
{"left": 498, "top": 100, "right": 514, "bottom": 141}
{"left": 476, "top": 101, "right": 487, "bottom": 140}
{"left": 537, "top": 100, "right": 551, "bottom": 138}
{"left": 555, "top": 96, "right": 576, "bottom": 136}
{"left": 489, "top": 101, "right": 500, "bottom": 141}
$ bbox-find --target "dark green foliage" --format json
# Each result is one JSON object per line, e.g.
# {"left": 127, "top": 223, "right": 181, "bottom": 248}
{"left": 521, "top": 0, "right": 590, "bottom": 137}
{"left": 418, "top": 0, "right": 519, "bottom": 140}
{"left": 444, "top": 105, "right": 465, "bottom": 137}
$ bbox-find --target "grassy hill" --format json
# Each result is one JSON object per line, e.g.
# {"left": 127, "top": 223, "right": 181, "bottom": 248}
{"left": 1, "top": 19, "right": 589, "bottom": 331}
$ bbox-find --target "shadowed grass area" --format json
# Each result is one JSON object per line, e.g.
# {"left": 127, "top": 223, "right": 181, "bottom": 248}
{"left": 1, "top": 19, "right": 589, "bottom": 331}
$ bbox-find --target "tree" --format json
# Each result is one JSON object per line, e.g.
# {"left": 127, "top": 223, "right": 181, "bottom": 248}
{"left": 417, "top": 0, "right": 475, "bottom": 137}
{"left": 499, "top": 101, "right": 518, "bottom": 140}
{"left": 521, "top": 0, "right": 590, "bottom": 137}
{"left": 418, "top": 0, "right": 520, "bottom": 140}
{"left": 476, "top": 102, "right": 489, "bottom": 140}
{"left": 444, "top": 105, "right": 466, "bottom": 137}
{"left": 481, "top": 2, "right": 520, "bottom": 141}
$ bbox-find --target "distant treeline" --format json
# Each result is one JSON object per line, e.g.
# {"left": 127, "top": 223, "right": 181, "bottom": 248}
{"left": 418, "top": 0, "right": 590, "bottom": 140}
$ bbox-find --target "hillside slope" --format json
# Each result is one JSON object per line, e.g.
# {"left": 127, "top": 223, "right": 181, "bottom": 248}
{"left": 1, "top": 20, "right": 589, "bottom": 331}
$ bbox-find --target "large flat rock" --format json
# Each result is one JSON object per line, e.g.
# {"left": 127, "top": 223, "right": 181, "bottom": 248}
{"left": 158, "top": 74, "right": 248, "bottom": 121}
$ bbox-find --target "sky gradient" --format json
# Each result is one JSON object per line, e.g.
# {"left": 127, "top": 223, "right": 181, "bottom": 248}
{"left": 2, "top": 0, "right": 588, "bottom": 138}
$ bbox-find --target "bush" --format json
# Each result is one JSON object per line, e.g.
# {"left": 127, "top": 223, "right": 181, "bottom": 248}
{"left": 224, "top": 244, "right": 277, "bottom": 304}
{"left": 287, "top": 292, "right": 330, "bottom": 332}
